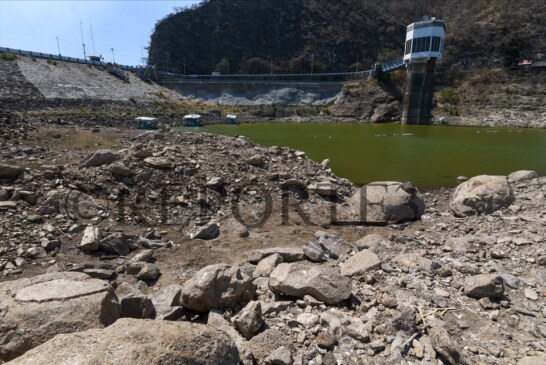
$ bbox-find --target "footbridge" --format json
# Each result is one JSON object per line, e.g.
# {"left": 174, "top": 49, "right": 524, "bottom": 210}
{"left": 155, "top": 58, "right": 405, "bottom": 104}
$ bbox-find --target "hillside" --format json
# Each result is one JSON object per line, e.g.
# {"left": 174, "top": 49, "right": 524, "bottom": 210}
{"left": 148, "top": 0, "right": 545, "bottom": 75}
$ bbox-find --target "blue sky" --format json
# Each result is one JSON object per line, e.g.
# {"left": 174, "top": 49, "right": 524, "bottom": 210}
{"left": 0, "top": 0, "right": 200, "bottom": 65}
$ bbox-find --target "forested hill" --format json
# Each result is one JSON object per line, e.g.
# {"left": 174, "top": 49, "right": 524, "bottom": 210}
{"left": 148, "top": 0, "right": 545, "bottom": 75}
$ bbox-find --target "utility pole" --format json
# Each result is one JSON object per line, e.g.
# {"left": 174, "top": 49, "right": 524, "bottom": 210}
{"left": 79, "top": 22, "right": 87, "bottom": 60}
{"left": 311, "top": 53, "right": 315, "bottom": 74}
{"left": 56, "top": 36, "right": 61, "bottom": 56}
{"left": 356, "top": 54, "right": 359, "bottom": 72}
{"left": 111, "top": 48, "right": 115, "bottom": 64}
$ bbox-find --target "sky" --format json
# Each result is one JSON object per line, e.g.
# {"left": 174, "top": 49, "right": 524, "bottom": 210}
{"left": 0, "top": 0, "right": 201, "bottom": 66}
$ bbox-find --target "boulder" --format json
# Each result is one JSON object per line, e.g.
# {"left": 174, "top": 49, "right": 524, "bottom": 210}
{"left": 151, "top": 285, "right": 182, "bottom": 306}
{"left": 246, "top": 154, "right": 265, "bottom": 167}
{"left": 349, "top": 181, "right": 425, "bottom": 223}
{"left": 427, "top": 326, "right": 470, "bottom": 365}
{"left": 269, "top": 263, "right": 352, "bottom": 305}
{"left": 0, "top": 163, "right": 24, "bottom": 179}
{"left": 247, "top": 329, "right": 287, "bottom": 365}
{"left": 302, "top": 241, "right": 325, "bottom": 262}
{"left": 508, "top": 170, "right": 539, "bottom": 183}
{"left": 83, "top": 268, "right": 114, "bottom": 280}
{"left": 248, "top": 247, "right": 304, "bottom": 264}
{"left": 80, "top": 225, "right": 100, "bottom": 252}
{"left": 314, "top": 230, "right": 352, "bottom": 259}
{"left": 355, "top": 234, "right": 386, "bottom": 249}
{"left": 265, "top": 346, "right": 293, "bottom": 365}
{"left": 449, "top": 175, "right": 514, "bottom": 216}
{"left": 9, "top": 318, "right": 240, "bottom": 365}
{"left": 126, "top": 262, "right": 161, "bottom": 281}
{"left": 0, "top": 200, "right": 17, "bottom": 209}
{"left": 109, "top": 162, "right": 133, "bottom": 177}
{"left": 81, "top": 149, "right": 121, "bottom": 168}
{"left": 392, "top": 251, "right": 441, "bottom": 272}
{"left": 128, "top": 248, "right": 155, "bottom": 263}
{"left": 0, "top": 188, "right": 9, "bottom": 200}
{"left": 99, "top": 233, "right": 135, "bottom": 256}
{"left": 232, "top": 301, "right": 263, "bottom": 340}
{"left": 464, "top": 274, "right": 504, "bottom": 299}
{"left": 181, "top": 264, "right": 256, "bottom": 312}
{"left": 41, "top": 188, "right": 101, "bottom": 219}
{"left": 307, "top": 182, "right": 339, "bottom": 197}
{"left": 189, "top": 222, "right": 220, "bottom": 240}
{"left": 0, "top": 272, "right": 120, "bottom": 361}
{"left": 340, "top": 249, "right": 382, "bottom": 276}
{"left": 133, "top": 148, "right": 153, "bottom": 159}
{"left": 116, "top": 282, "right": 155, "bottom": 319}
{"left": 253, "top": 253, "right": 283, "bottom": 278}
{"left": 144, "top": 156, "right": 174, "bottom": 169}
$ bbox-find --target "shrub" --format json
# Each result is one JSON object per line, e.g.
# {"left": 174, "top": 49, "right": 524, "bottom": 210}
{"left": 439, "top": 87, "right": 460, "bottom": 105}
{"left": 0, "top": 52, "right": 17, "bottom": 61}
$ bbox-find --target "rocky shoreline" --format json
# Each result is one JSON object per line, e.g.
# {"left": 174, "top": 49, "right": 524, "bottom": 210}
{"left": 0, "top": 110, "right": 545, "bottom": 364}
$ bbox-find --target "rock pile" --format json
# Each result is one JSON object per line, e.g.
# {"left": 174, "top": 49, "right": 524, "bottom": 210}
{"left": 0, "top": 119, "right": 544, "bottom": 364}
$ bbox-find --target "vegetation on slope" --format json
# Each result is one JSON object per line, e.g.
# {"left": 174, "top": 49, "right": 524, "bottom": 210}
{"left": 148, "top": 0, "right": 544, "bottom": 75}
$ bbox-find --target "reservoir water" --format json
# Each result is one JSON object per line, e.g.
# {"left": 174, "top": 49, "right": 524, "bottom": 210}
{"left": 180, "top": 123, "right": 546, "bottom": 189}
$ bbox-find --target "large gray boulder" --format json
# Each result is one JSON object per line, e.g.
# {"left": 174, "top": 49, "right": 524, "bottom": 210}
{"left": 116, "top": 282, "right": 155, "bottom": 319}
{"left": 144, "top": 156, "right": 174, "bottom": 169}
{"left": 340, "top": 249, "right": 382, "bottom": 276}
{"left": 0, "top": 163, "right": 24, "bottom": 179}
{"left": 9, "top": 318, "right": 240, "bottom": 365}
{"left": 428, "top": 326, "right": 470, "bottom": 365}
{"left": 269, "top": 263, "right": 352, "bottom": 304}
{"left": 109, "top": 162, "right": 133, "bottom": 177}
{"left": 41, "top": 188, "right": 101, "bottom": 219}
{"left": 314, "top": 230, "right": 352, "bottom": 259}
{"left": 449, "top": 175, "right": 514, "bottom": 216}
{"left": 99, "top": 233, "right": 135, "bottom": 256}
{"left": 349, "top": 181, "right": 425, "bottom": 223}
{"left": 151, "top": 285, "right": 184, "bottom": 320}
{"left": 464, "top": 274, "right": 504, "bottom": 299}
{"left": 189, "top": 222, "right": 220, "bottom": 240}
{"left": 81, "top": 149, "right": 121, "bottom": 168}
{"left": 508, "top": 170, "right": 539, "bottom": 183}
{"left": 0, "top": 272, "right": 120, "bottom": 361}
{"left": 80, "top": 225, "right": 100, "bottom": 252}
{"left": 232, "top": 300, "right": 263, "bottom": 340}
{"left": 248, "top": 247, "right": 304, "bottom": 264}
{"left": 181, "top": 264, "right": 256, "bottom": 312}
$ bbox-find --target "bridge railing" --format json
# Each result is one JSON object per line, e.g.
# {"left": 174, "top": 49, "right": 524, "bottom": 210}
{"left": 158, "top": 70, "right": 372, "bottom": 82}
{"left": 381, "top": 57, "right": 405, "bottom": 73}
{"left": 158, "top": 57, "right": 404, "bottom": 82}
{"left": 0, "top": 46, "right": 143, "bottom": 71}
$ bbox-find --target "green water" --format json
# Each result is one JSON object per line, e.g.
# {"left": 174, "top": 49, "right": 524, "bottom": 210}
{"left": 179, "top": 123, "right": 546, "bottom": 189}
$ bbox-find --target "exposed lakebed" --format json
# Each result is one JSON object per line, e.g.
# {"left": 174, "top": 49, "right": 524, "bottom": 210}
{"left": 179, "top": 123, "right": 546, "bottom": 189}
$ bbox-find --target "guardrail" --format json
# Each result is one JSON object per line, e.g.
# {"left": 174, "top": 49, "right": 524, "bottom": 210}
{"left": 0, "top": 46, "right": 143, "bottom": 71}
{"left": 381, "top": 57, "right": 405, "bottom": 73}
{"left": 158, "top": 70, "right": 372, "bottom": 82}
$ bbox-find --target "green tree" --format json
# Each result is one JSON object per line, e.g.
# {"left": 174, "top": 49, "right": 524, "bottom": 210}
{"left": 215, "top": 57, "right": 230, "bottom": 74}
